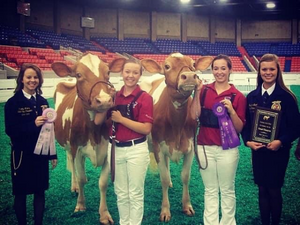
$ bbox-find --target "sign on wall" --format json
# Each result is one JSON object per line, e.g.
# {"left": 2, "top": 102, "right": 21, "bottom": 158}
{"left": 81, "top": 17, "right": 95, "bottom": 28}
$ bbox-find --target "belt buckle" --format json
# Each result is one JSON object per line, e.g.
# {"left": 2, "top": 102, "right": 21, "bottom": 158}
{"left": 130, "top": 140, "right": 135, "bottom": 146}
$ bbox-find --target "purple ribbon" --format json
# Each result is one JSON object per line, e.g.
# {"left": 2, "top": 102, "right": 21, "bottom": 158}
{"left": 34, "top": 108, "right": 57, "bottom": 156}
{"left": 212, "top": 102, "right": 240, "bottom": 150}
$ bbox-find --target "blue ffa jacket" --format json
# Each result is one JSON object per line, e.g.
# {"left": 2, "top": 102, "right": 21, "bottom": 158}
{"left": 242, "top": 84, "right": 300, "bottom": 149}
{"left": 5, "top": 90, "right": 55, "bottom": 158}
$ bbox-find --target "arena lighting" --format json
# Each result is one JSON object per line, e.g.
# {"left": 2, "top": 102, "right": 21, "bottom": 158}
{"left": 266, "top": 2, "right": 276, "bottom": 9}
{"left": 181, "top": 0, "right": 191, "bottom": 4}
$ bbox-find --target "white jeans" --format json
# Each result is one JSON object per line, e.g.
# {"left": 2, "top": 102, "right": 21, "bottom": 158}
{"left": 197, "top": 145, "right": 239, "bottom": 225}
{"left": 108, "top": 141, "right": 149, "bottom": 225}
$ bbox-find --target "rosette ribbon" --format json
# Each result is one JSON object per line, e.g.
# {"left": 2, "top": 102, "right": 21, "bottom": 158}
{"left": 34, "top": 108, "right": 57, "bottom": 155}
{"left": 212, "top": 102, "right": 240, "bottom": 150}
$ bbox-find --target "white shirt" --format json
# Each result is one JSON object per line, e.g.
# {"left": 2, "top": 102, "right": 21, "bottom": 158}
{"left": 22, "top": 90, "right": 36, "bottom": 100}
{"left": 261, "top": 83, "right": 275, "bottom": 96}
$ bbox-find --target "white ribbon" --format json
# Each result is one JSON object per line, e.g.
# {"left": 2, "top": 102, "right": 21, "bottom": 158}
{"left": 34, "top": 108, "right": 57, "bottom": 156}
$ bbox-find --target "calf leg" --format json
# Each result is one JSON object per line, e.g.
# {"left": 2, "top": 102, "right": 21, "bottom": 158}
{"left": 181, "top": 147, "right": 195, "bottom": 216}
{"left": 98, "top": 160, "right": 113, "bottom": 225}
{"left": 66, "top": 151, "right": 79, "bottom": 193}
{"left": 158, "top": 154, "right": 171, "bottom": 222}
{"left": 74, "top": 154, "right": 87, "bottom": 212}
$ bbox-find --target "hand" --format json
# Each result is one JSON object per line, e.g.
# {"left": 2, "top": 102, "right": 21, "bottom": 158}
{"left": 111, "top": 110, "right": 123, "bottom": 123}
{"left": 246, "top": 141, "right": 266, "bottom": 151}
{"left": 51, "top": 159, "right": 57, "bottom": 169}
{"left": 108, "top": 86, "right": 116, "bottom": 98}
{"left": 35, "top": 116, "right": 47, "bottom": 127}
{"left": 195, "top": 77, "right": 203, "bottom": 92}
{"left": 266, "top": 140, "right": 282, "bottom": 151}
{"left": 220, "top": 98, "right": 235, "bottom": 115}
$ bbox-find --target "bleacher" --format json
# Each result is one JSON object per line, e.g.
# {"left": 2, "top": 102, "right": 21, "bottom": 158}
{"left": 1, "top": 25, "right": 300, "bottom": 74}
{"left": 152, "top": 39, "right": 206, "bottom": 55}
{"left": 91, "top": 37, "right": 157, "bottom": 54}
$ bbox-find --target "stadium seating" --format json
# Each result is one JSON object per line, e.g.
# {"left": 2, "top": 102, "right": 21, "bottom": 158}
{"left": 1, "top": 25, "right": 300, "bottom": 73}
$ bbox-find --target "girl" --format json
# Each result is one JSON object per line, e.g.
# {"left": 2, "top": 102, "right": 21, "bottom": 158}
{"left": 242, "top": 54, "right": 300, "bottom": 225}
{"left": 191, "top": 54, "right": 246, "bottom": 225}
{"left": 95, "top": 59, "right": 153, "bottom": 225}
{"left": 5, "top": 63, "right": 57, "bottom": 225}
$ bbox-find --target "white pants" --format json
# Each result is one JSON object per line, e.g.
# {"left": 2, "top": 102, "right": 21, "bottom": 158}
{"left": 197, "top": 145, "right": 239, "bottom": 225}
{"left": 108, "top": 141, "right": 149, "bottom": 225}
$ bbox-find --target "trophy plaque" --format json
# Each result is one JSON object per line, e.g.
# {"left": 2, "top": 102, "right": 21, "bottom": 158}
{"left": 251, "top": 106, "right": 281, "bottom": 144}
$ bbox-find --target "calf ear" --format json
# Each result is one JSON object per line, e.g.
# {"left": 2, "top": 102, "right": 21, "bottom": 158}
{"left": 51, "top": 62, "right": 73, "bottom": 77}
{"left": 109, "top": 58, "right": 127, "bottom": 73}
{"left": 195, "top": 56, "right": 214, "bottom": 72}
{"left": 141, "top": 59, "right": 163, "bottom": 74}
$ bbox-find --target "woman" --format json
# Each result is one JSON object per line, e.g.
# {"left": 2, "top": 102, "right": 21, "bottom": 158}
{"left": 191, "top": 54, "right": 246, "bottom": 225}
{"left": 242, "top": 54, "right": 300, "bottom": 225}
{"left": 95, "top": 59, "right": 153, "bottom": 225}
{"left": 4, "top": 63, "right": 57, "bottom": 225}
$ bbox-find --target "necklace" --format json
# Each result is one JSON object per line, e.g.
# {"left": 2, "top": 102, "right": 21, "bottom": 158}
{"left": 12, "top": 151, "right": 23, "bottom": 176}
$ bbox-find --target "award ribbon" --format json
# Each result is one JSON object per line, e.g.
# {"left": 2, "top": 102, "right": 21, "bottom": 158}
{"left": 212, "top": 102, "right": 240, "bottom": 150}
{"left": 34, "top": 108, "right": 57, "bottom": 155}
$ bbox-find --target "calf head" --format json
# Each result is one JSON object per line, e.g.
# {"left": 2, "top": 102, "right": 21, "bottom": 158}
{"left": 142, "top": 53, "right": 213, "bottom": 97}
{"left": 52, "top": 53, "right": 126, "bottom": 112}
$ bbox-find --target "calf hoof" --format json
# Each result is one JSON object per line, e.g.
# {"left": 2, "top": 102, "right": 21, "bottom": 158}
{"left": 74, "top": 205, "right": 86, "bottom": 212}
{"left": 100, "top": 212, "right": 114, "bottom": 225}
{"left": 182, "top": 206, "right": 195, "bottom": 216}
{"left": 100, "top": 219, "right": 114, "bottom": 225}
{"left": 160, "top": 209, "right": 171, "bottom": 222}
{"left": 71, "top": 186, "right": 79, "bottom": 193}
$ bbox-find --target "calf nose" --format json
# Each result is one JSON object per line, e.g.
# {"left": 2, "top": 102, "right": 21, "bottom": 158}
{"left": 178, "top": 72, "right": 198, "bottom": 92}
{"left": 180, "top": 72, "right": 197, "bottom": 82}
{"left": 95, "top": 96, "right": 112, "bottom": 105}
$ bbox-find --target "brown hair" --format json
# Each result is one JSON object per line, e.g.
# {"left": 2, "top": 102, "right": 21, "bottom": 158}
{"left": 257, "top": 53, "right": 297, "bottom": 102}
{"left": 122, "top": 58, "right": 143, "bottom": 75}
{"left": 211, "top": 54, "right": 232, "bottom": 70}
{"left": 14, "top": 63, "right": 44, "bottom": 94}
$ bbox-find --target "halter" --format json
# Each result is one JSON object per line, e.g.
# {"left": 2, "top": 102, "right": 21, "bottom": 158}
{"left": 77, "top": 80, "right": 114, "bottom": 106}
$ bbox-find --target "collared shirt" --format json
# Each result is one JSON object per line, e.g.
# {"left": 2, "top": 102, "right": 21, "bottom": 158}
{"left": 22, "top": 90, "right": 36, "bottom": 100}
{"left": 261, "top": 83, "right": 275, "bottom": 96}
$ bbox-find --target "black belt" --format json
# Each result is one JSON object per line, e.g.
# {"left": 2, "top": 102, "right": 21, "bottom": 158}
{"left": 109, "top": 136, "right": 146, "bottom": 147}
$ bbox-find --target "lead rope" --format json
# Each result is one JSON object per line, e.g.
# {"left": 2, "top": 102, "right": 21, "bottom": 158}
{"left": 194, "top": 117, "right": 208, "bottom": 170}
{"left": 110, "top": 92, "right": 117, "bottom": 183}
{"left": 110, "top": 122, "right": 116, "bottom": 183}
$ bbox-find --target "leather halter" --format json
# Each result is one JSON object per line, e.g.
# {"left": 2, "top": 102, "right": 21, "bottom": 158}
{"left": 76, "top": 80, "right": 114, "bottom": 106}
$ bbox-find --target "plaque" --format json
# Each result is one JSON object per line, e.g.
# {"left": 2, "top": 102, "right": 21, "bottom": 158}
{"left": 251, "top": 106, "right": 281, "bottom": 144}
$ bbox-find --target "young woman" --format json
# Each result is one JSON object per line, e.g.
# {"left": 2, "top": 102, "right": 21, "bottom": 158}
{"left": 191, "top": 54, "right": 246, "bottom": 225}
{"left": 95, "top": 59, "right": 153, "bottom": 225}
{"left": 242, "top": 54, "right": 300, "bottom": 225}
{"left": 4, "top": 63, "right": 57, "bottom": 225}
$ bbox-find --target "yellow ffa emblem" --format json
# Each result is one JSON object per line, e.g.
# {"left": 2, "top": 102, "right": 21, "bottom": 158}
{"left": 271, "top": 101, "right": 281, "bottom": 111}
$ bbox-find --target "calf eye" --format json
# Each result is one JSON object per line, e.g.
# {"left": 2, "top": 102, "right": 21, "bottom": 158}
{"left": 76, "top": 73, "right": 82, "bottom": 78}
{"left": 165, "top": 64, "right": 170, "bottom": 70}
